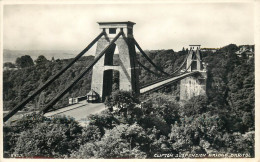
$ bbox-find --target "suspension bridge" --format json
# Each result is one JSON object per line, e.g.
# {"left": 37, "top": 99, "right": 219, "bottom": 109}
{"left": 3, "top": 21, "right": 207, "bottom": 122}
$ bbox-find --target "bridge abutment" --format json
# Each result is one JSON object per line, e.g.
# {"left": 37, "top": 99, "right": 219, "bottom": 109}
{"left": 180, "top": 45, "right": 207, "bottom": 101}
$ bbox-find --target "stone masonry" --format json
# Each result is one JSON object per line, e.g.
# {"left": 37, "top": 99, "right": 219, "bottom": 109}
{"left": 180, "top": 45, "right": 207, "bottom": 100}
{"left": 91, "top": 22, "right": 140, "bottom": 101}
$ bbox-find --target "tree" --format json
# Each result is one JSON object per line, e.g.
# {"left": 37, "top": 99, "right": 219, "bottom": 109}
{"left": 12, "top": 115, "right": 83, "bottom": 158}
{"left": 183, "top": 95, "right": 208, "bottom": 116}
{"left": 87, "top": 110, "right": 120, "bottom": 136}
{"left": 15, "top": 55, "right": 34, "bottom": 68}
{"left": 70, "top": 123, "right": 148, "bottom": 158}
{"left": 104, "top": 90, "right": 139, "bottom": 117}
{"left": 220, "top": 44, "right": 239, "bottom": 53}
{"left": 3, "top": 62, "right": 16, "bottom": 68}
{"left": 35, "top": 55, "right": 48, "bottom": 65}
{"left": 81, "top": 125, "right": 102, "bottom": 143}
{"left": 168, "top": 113, "right": 227, "bottom": 154}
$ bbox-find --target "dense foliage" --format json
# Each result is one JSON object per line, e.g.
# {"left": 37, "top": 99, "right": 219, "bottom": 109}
{"left": 3, "top": 55, "right": 94, "bottom": 111}
{"left": 15, "top": 55, "right": 34, "bottom": 68}
{"left": 137, "top": 49, "right": 187, "bottom": 85}
{"left": 4, "top": 114, "right": 84, "bottom": 158}
{"left": 3, "top": 44, "right": 254, "bottom": 158}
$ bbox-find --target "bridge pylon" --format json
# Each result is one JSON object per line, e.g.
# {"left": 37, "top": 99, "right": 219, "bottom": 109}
{"left": 91, "top": 22, "right": 140, "bottom": 101}
{"left": 180, "top": 45, "right": 207, "bottom": 100}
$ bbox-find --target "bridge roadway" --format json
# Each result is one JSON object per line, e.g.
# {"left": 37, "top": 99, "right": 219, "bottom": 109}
{"left": 4, "top": 102, "right": 106, "bottom": 126}
{"left": 140, "top": 71, "right": 199, "bottom": 94}
{"left": 44, "top": 101, "right": 106, "bottom": 126}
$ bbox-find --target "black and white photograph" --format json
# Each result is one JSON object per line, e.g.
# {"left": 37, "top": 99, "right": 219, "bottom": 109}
{"left": 1, "top": 0, "right": 258, "bottom": 160}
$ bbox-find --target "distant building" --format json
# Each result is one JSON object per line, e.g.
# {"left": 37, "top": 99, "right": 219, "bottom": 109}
{"left": 236, "top": 45, "right": 254, "bottom": 58}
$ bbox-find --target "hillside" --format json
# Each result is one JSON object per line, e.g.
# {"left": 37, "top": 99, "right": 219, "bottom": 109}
{"left": 3, "top": 49, "right": 81, "bottom": 63}
{"left": 3, "top": 56, "right": 94, "bottom": 111}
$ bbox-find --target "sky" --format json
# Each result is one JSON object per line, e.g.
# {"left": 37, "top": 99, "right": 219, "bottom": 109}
{"left": 3, "top": 2, "right": 255, "bottom": 54}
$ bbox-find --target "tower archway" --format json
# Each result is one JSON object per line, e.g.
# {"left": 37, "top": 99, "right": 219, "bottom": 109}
{"left": 91, "top": 22, "right": 140, "bottom": 101}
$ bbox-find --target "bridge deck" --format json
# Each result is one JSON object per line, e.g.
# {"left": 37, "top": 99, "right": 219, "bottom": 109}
{"left": 44, "top": 101, "right": 106, "bottom": 126}
{"left": 4, "top": 102, "right": 106, "bottom": 126}
{"left": 140, "top": 71, "right": 199, "bottom": 94}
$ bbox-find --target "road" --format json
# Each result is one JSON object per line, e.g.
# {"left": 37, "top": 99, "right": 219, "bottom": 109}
{"left": 44, "top": 101, "right": 106, "bottom": 126}
{"left": 4, "top": 101, "right": 106, "bottom": 126}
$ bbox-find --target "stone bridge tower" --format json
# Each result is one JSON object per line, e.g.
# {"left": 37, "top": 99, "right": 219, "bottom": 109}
{"left": 91, "top": 21, "right": 140, "bottom": 101}
{"left": 180, "top": 45, "right": 207, "bottom": 100}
